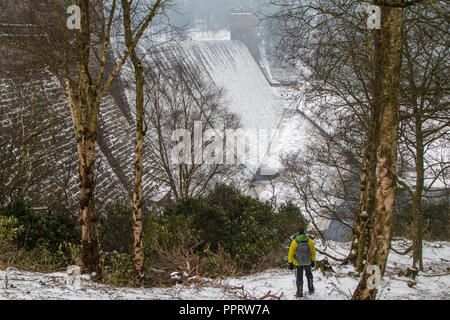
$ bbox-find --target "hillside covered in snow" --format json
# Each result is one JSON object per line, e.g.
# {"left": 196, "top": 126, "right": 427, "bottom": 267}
{"left": 1, "top": 240, "right": 448, "bottom": 300}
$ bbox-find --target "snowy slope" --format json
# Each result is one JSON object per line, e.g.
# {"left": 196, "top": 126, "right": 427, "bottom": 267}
{"left": 1, "top": 240, "right": 448, "bottom": 300}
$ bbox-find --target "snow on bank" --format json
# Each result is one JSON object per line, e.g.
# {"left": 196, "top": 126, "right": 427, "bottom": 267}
{"left": 1, "top": 240, "right": 448, "bottom": 300}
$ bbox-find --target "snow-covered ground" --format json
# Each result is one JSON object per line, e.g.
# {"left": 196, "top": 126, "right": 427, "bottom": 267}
{"left": 1, "top": 240, "right": 448, "bottom": 300}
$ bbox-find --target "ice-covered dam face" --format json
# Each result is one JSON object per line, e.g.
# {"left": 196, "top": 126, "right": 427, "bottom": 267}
{"left": 130, "top": 40, "right": 286, "bottom": 173}
{"left": 148, "top": 40, "right": 284, "bottom": 130}
{"left": 0, "top": 39, "right": 285, "bottom": 210}
{"left": 0, "top": 36, "right": 351, "bottom": 241}
{"left": 131, "top": 40, "right": 352, "bottom": 241}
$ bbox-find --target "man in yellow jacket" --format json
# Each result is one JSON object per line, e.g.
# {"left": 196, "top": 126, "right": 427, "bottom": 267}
{"left": 288, "top": 226, "right": 316, "bottom": 297}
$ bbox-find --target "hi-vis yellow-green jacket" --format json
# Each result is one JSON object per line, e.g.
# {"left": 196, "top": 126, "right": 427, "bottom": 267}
{"left": 288, "top": 234, "right": 316, "bottom": 266}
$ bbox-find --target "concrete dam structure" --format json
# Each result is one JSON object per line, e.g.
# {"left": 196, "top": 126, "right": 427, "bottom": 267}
{"left": 0, "top": 37, "right": 284, "bottom": 210}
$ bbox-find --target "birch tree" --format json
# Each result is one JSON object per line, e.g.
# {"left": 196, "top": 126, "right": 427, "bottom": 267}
{"left": 397, "top": 2, "right": 449, "bottom": 271}
{"left": 63, "top": 0, "right": 167, "bottom": 279}
{"left": 265, "top": 0, "right": 385, "bottom": 271}
{"left": 267, "top": 0, "right": 441, "bottom": 298}
{"left": 352, "top": 0, "right": 405, "bottom": 299}
{"left": 352, "top": 0, "right": 446, "bottom": 299}
{"left": 2, "top": 0, "right": 165, "bottom": 278}
{"left": 120, "top": 0, "right": 166, "bottom": 285}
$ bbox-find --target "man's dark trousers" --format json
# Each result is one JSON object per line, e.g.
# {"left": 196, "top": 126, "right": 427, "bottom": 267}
{"left": 296, "top": 265, "right": 314, "bottom": 293}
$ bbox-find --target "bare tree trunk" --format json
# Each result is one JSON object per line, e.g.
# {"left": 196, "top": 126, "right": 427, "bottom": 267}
{"left": 79, "top": 158, "right": 102, "bottom": 278}
{"left": 121, "top": 0, "right": 156, "bottom": 285}
{"left": 131, "top": 66, "right": 145, "bottom": 284}
{"left": 349, "top": 139, "right": 375, "bottom": 271}
{"left": 131, "top": 68, "right": 145, "bottom": 284}
{"left": 349, "top": 29, "right": 382, "bottom": 273}
{"left": 352, "top": 3, "right": 403, "bottom": 300}
{"left": 2, "top": 0, "right": 164, "bottom": 280}
{"left": 412, "top": 114, "right": 424, "bottom": 271}
{"left": 65, "top": 0, "right": 104, "bottom": 278}
{"left": 400, "top": 4, "right": 449, "bottom": 272}
{"left": 66, "top": 78, "right": 103, "bottom": 279}
{"left": 352, "top": 129, "right": 379, "bottom": 272}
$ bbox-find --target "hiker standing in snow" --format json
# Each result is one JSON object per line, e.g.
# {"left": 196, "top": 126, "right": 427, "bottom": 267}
{"left": 288, "top": 226, "right": 316, "bottom": 297}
